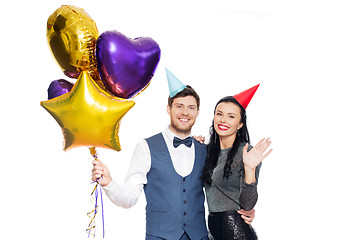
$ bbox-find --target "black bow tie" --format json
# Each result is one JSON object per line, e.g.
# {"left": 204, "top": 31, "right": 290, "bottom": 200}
{"left": 173, "top": 137, "right": 193, "bottom": 148}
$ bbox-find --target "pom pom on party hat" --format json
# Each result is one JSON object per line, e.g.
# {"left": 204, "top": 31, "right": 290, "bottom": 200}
{"left": 233, "top": 84, "right": 260, "bottom": 109}
{"left": 166, "top": 68, "right": 186, "bottom": 98}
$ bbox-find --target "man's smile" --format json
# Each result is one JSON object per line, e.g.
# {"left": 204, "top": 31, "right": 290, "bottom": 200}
{"left": 178, "top": 117, "right": 190, "bottom": 123}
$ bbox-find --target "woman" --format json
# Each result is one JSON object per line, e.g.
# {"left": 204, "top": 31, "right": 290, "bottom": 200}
{"left": 201, "top": 86, "right": 272, "bottom": 240}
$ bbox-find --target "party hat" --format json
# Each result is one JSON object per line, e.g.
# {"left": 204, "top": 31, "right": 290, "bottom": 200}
{"left": 233, "top": 84, "right": 260, "bottom": 109}
{"left": 166, "top": 68, "right": 186, "bottom": 97}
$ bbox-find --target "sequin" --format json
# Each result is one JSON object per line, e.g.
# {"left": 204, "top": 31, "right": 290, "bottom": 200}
{"left": 208, "top": 211, "right": 257, "bottom": 240}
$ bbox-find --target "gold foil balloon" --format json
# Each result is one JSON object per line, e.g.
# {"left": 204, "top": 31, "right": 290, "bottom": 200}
{"left": 41, "top": 71, "right": 135, "bottom": 151}
{"left": 47, "top": 5, "right": 100, "bottom": 80}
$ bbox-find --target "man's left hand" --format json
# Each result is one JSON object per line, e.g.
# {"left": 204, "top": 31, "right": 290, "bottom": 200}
{"left": 237, "top": 209, "right": 255, "bottom": 225}
{"left": 193, "top": 135, "right": 205, "bottom": 143}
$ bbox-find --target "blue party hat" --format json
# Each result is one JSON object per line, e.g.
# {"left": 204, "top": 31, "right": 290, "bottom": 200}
{"left": 166, "top": 68, "right": 186, "bottom": 97}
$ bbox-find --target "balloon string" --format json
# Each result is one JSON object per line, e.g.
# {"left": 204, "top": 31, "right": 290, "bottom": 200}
{"left": 87, "top": 147, "right": 105, "bottom": 238}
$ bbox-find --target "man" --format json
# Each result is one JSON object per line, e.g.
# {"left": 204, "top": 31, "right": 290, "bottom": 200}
{"left": 92, "top": 69, "right": 255, "bottom": 240}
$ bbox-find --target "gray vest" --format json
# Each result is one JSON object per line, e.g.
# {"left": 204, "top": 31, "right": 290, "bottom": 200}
{"left": 144, "top": 133, "right": 208, "bottom": 240}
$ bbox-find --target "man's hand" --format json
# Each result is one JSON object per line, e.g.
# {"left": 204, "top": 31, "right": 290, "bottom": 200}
{"left": 193, "top": 135, "right": 205, "bottom": 144}
{"left": 237, "top": 209, "right": 255, "bottom": 225}
{"left": 92, "top": 160, "right": 112, "bottom": 186}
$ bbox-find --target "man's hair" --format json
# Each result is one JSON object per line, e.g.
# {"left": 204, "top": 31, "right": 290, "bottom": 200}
{"left": 168, "top": 85, "right": 200, "bottom": 109}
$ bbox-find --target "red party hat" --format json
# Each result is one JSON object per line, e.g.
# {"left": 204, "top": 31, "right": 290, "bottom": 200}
{"left": 233, "top": 84, "right": 260, "bottom": 109}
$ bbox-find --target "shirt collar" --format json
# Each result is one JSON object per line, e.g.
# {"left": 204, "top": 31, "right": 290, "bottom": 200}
{"left": 165, "top": 126, "right": 192, "bottom": 142}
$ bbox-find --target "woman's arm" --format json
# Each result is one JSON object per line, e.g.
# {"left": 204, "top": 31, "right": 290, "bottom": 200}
{"left": 239, "top": 163, "right": 261, "bottom": 210}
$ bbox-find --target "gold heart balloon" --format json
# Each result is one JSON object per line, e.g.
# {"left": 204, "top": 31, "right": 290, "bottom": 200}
{"left": 47, "top": 5, "right": 100, "bottom": 81}
{"left": 41, "top": 71, "right": 135, "bottom": 151}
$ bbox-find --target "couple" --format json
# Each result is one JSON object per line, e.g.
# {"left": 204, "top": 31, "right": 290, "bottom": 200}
{"left": 92, "top": 69, "right": 272, "bottom": 240}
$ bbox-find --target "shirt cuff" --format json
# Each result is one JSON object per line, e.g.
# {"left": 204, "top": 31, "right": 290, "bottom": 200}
{"left": 102, "top": 178, "right": 117, "bottom": 192}
{"left": 242, "top": 181, "right": 258, "bottom": 188}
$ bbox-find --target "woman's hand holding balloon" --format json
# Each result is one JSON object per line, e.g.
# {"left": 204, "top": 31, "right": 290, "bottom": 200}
{"left": 92, "top": 160, "right": 112, "bottom": 187}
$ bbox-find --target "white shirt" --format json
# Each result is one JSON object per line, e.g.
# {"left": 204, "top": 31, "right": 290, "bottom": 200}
{"left": 103, "top": 127, "right": 195, "bottom": 208}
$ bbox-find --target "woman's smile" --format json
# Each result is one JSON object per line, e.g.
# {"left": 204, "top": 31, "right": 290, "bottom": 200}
{"left": 217, "top": 124, "right": 229, "bottom": 131}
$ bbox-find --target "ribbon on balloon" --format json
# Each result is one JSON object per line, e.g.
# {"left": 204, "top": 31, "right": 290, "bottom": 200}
{"left": 87, "top": 147, "right": 105, "bottom": 238}
{"left": 42, "top": 4, "right": 161, "bottom": 237}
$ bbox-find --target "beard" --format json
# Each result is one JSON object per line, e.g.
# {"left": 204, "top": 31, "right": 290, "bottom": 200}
{"left": 170, "top": 120, "right": 194, "bottom": 134}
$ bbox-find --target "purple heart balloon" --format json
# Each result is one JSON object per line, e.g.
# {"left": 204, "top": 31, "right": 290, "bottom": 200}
{"left": 96, "top": 31, "right": 161, "bottom": 99}
{"left": 47, "top": 79, "right": 74, "bottom": 99}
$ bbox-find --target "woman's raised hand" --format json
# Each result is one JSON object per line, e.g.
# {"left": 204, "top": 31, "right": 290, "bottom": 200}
{"left": 243, "top": 138, "right": 273, "bottom": 170}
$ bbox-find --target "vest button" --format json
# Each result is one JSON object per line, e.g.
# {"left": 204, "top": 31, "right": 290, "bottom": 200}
{"left": 183, "top": 223, "right": 186, "bottom": 227}
{"left": 184, "top": 200, "right": 187, "bottom": 204}
{"left": 183, "top": 189, "right": 186, "bottom": 192}
{"left": 184, "top": 212, "right": 187, "bottom": 215}
{"left": 183, "top": 177, "right": 186, "bottom": 181}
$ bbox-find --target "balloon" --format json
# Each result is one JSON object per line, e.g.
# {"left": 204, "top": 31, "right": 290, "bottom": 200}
{"left": 48, "top": 79, "right": 74, "bottom": 99}
{"left": 96, "top": 30, "right": 161, "bottom": 99}
{"left": 47, "top": 5, "right": 100, "bottom": 80}
{"left": 41, "top": 71, "right": 135, "bottom": 151}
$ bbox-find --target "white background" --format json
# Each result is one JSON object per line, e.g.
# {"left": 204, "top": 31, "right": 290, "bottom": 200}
{"left": 1, "top": 0, "right": 351, "bottom": 239}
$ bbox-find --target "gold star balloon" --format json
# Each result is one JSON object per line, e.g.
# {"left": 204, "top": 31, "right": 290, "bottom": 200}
{"left": 41, "top": 71, "right": 135, "bottom": 151}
